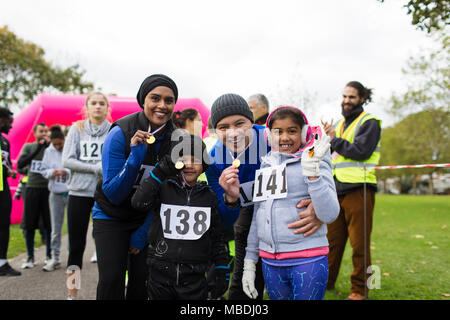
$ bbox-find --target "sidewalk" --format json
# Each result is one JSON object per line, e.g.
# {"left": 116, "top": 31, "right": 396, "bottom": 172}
{"left": 0, "top": 224, "right": 98, "bottom": 300}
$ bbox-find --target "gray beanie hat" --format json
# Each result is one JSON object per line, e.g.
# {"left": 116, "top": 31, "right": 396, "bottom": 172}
{"left": 210, "top": 93, "right": 254, "bottom": 128}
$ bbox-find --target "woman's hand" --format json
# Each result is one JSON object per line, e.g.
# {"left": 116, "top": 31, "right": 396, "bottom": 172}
{"left": 130, "top": 130, "right": 150, "bottom": 147}
{"left": 129, "top": 245, "right": 140, "bottom": 255}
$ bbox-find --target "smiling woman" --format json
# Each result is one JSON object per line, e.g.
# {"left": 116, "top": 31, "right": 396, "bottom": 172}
{"left": 92, "top": 74, "right": 179, "bottom": 300}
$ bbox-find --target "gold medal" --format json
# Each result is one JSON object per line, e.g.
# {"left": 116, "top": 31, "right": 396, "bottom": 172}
{"left": 232, "top": 159, "right": 240, "bottom": 168}
{"left": 146, "top": 135, "right": 156, "bottom": 144}
{"left": 175, "top": 161, "right": 185, "bottom": 170}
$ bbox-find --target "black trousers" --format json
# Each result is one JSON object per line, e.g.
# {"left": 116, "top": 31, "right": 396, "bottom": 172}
{"left": 93, "top": 218, "right": 148, "bottom": 300}
{"left": 67, "top": 195, "right": 94, "bottom": 268}
{"left": 147, "top": 258, "right": 208, "bottom": 300}
{"left": 0, "top": 184, "right": 12, "bottom": 259}
{"left": 228, "top": 207, "right": 265, "bottom": 300}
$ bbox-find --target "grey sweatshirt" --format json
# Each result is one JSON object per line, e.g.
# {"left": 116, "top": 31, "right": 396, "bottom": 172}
{"left": 62, "top": 119, "right": 111, "bottom": 197}
{"left": 41, "top": 143, "right": 70, "bottom": 194}
{"left": 245, "top": 150, "right": 340, "bottom": 261}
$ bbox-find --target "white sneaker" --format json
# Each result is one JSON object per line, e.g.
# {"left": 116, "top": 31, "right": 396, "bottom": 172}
{"left": 21, "top": 257, "right": 35, "bottom": 269}
{"left": 90, "top": 252, "right": 97, "bottom": 263}
{"left": 43, "top": 259, "right": 61, "bottom": 272}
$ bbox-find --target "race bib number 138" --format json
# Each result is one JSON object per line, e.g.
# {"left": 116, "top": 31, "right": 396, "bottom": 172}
{"left": 160, "top": 204, "right": 211, "bottom": 240}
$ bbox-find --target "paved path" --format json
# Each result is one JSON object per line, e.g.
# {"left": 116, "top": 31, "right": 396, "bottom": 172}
{"left": 0, "top": 224, "right": 98, "bottom": 300}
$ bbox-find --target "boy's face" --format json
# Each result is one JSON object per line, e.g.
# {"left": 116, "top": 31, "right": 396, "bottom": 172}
{"left": 180, "top": 155, "right": 203, "bottom": 185}
{"left": 215, "top": 115, "right": 253, "bottom": 154}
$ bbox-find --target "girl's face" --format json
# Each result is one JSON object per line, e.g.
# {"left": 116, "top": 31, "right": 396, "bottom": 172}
{"left": 86, "top": 94, "right": 109, "bottom": 122}
{"left": 270, "top": 117, "right": 302, "bottom": 154}
{"left": 52, "top": 138, "right": 65, "bottom": 152}
{"left": 143, "top": 86, "right": 176, "bottom": 129}
{"left": 186, "top": 114, "right": 203, "bottom": 136}
{"left": 180, "top": 155, "right": 203, "bottom": 185}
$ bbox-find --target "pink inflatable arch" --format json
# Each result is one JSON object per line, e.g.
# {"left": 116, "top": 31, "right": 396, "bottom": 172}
{"left": 5, "top": 93, "right": 210, "bottom": 224}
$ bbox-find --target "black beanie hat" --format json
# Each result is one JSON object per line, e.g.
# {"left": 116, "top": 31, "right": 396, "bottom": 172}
{"left": 171, "top": 133, "right": 210, "bottom": 173}
{"left": 136, "top": 74, "right": 178, "bottom": 108}
{"left": 210, "top": 93, "right": 254, "bottom": 128}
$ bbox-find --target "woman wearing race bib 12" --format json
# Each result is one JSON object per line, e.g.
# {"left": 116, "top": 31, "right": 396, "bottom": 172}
{"left": 242, "top": 106, "right": 340, "bottom": 300}
{"left": 62, "top": 92, "right": 111, "bottom": 300}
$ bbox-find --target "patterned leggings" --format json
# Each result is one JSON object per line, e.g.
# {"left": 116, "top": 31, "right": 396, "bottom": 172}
{"left": 262, "top": 255, "right": 329, "bottom": 300}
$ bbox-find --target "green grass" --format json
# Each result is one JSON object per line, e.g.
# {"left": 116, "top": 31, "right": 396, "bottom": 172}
{"left": 6, "top": 195, "right": 449, "bottom": 300}
{"left": 324, "top": 194, "right": 450, "bottom": 300}
{"left": 7, "top": 213, "right": 68, "bottom": 259}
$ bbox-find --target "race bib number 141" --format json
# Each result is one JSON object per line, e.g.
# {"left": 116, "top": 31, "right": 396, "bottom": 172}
{"left": 253, "top": 164, "right": 288, "bottom": 202}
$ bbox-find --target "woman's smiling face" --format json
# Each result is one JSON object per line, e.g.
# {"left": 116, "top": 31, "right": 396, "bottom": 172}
{"left": 143, "top": 86, "right": 176, "bottom": 128}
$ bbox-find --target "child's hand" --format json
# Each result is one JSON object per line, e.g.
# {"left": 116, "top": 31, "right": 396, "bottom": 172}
{"left": 301, "top": 134, "right": 330, "bottom": 177}
{"left": 242, "top": 259, "right": 258, "bottom": 299}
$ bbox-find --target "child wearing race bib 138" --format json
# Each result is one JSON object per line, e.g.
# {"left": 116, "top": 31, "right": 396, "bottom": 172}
{"left": 131, "top": 133, "right": 230, "bottom": 300}
{"left": 242, "top": 106, "right": 339, "bottom": 300}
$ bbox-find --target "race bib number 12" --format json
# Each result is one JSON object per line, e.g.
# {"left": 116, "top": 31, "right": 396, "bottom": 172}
{"left": 80, "top": 141, "right": 103, "bottom": 161}
{"left": 160, "top": 204, "right": 211, "bottom": 240}
{"left": 253, "top": 164, "right": 288, "bottom": 202}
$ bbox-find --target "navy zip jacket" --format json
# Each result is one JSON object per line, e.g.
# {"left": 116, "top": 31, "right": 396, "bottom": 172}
{"left": 131, "top": 174, "right": 228, "bottom": 266}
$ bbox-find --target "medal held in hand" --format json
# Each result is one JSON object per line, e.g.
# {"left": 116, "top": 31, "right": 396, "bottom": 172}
{"left": 146, "top": 123, "right": 166, "bottom": 145}
{"left": 175, "top": 161, "right": 185, "bottom": 170}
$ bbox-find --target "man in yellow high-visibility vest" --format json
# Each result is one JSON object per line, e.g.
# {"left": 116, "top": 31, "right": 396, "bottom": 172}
{"left": 323, "top": 81, "right": 381, "bottom": 300}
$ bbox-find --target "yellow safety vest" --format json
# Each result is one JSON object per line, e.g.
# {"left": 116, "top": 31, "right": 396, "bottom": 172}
{"left": 332, "top": 111, "right": 381, "bottom": 184}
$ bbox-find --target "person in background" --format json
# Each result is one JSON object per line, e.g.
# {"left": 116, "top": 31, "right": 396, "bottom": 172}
{"left": 62, "top": 92, "right": 111, "bottom": 300}
{"left": 172, "top": 108, "right": 203, "bottom": 136}
{"left": 248, "top": 94, "right": 269, "bottom": 126}
{"left": 322, "top": 81, "right": 381, "bottom": 300}
{"left": 40, "top": 125, "right": 70, "bottom": 272}
{"left": 0, "top": 107, "right": 21, "bottom": 276}
{"left": 17, "top": 123, "right": 51, "bottom": 269}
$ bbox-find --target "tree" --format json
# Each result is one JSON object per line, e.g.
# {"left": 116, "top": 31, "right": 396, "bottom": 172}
{"left": 378, "top": 0, "right": 450, "bottom": 33}
{"left": 388, "top": 31, "right": 449, "bottom": 119}
{"left": 0, "top": 25, "right": 93, "bottom": 109}
{"left": 378, "top": 109, "right": 450, "bottom": 193}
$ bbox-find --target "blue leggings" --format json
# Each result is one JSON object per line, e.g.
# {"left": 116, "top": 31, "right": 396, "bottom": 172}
{"left": 262, "top": 255, "right": 329, "bottom": 300}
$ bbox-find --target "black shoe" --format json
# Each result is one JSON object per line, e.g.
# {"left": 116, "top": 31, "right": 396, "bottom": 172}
{"left": 0, "top": 262, "right": 22, "bottom": 276}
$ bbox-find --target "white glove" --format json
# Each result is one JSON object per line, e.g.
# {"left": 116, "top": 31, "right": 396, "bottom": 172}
{"left": 301, "top": 133, "right": 331, "bottom": 177}
{"left": 242, "top": 259, "right": 258, "bottom": 299}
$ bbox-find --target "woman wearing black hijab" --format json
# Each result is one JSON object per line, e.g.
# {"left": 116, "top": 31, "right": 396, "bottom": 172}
{"left": 92, "top": 74, "right": 178, "bottom": 300}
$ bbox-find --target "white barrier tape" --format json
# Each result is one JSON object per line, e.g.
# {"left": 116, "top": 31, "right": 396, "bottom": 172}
{"left": 373, "top": 163, "right": 450, "bottom": 170}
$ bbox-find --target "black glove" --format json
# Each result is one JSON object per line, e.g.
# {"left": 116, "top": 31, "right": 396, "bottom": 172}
{"left": 212, "top": 265, "right": 230, "bottom": 299}
{"left": 151, "top": 154, "right": 180, "bottom": 181}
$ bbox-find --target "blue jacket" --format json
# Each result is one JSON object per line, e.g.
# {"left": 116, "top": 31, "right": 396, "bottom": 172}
{"left": 92, "top": 125, "right": 164, "bottom": 249}
{"left": 205, "top": 124, "right": 270, "bottom": 230}
{"left": 245, "top": 150, "right": 340, "bottom": 261}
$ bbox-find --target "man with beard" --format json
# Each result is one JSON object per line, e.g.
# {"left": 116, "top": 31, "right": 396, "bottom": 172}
{"left": 0, "top": 107, "right": 21, "bottom": 276}
{"left": 322, "top": 81, "right": 381, "bottom": 300}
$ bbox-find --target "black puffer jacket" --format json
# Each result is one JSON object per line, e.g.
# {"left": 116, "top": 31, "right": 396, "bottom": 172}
{"left": 131, "top": 174, "right": 228, "bottom": 266}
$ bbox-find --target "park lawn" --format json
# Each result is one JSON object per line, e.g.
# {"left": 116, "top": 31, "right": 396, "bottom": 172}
{"left": 7, "top": 214, "right": 68, "bottom": 260}
{"left": 6, "top": 195, "right": 449, "bottom": 300}
{"left": 324, "top": 194, "right": 450, "bottom": 300}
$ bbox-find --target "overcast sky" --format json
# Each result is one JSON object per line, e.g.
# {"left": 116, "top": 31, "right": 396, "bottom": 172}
{"left": 0, "top": 0, "right": 436, "bottom": 127}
